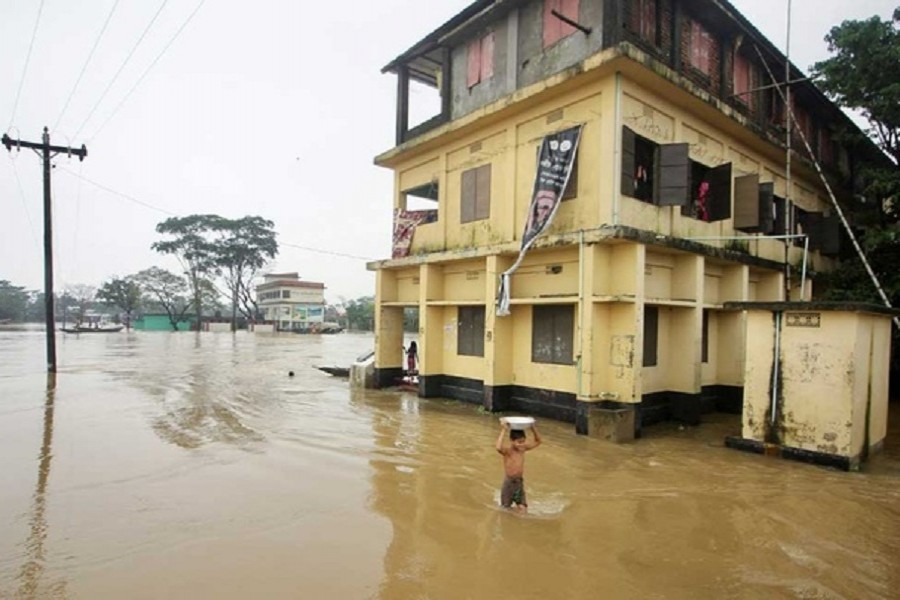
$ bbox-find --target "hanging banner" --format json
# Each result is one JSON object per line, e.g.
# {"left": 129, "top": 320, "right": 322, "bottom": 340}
{"left": 497, "top": 124, "right": 583, "bottom": 316}
{"left": 392, "top": 208, "right": 438, "bottom": 259}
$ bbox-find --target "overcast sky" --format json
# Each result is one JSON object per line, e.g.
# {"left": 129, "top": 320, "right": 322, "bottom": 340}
{"left": 1, "top": 0, "right": 896, "bottom": 304}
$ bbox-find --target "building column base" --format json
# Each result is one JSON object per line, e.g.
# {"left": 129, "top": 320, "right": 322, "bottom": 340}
{"left": 575, "top": 401, "right": 636, "bottom": 442}
{"left": 483, "top": 385, "right": 512, "bottom": 412}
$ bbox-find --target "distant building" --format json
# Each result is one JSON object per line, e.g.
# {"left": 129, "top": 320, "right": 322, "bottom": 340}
{"left": 256, "top": 272, "right": 326, "bottom": 332}
{"left": 132, "top": 313, "right": 195, "bottom": 331}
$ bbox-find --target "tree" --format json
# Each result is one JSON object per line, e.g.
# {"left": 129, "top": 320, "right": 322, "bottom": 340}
{"left": 66, "top": 284, "right": 97, "bottom": 324}
{"left": 344, "top": 296, "right": 375, "bottom": 331}
{"left": 0, "top": 280, "right": 29, "bottom": 322}
{"left": 133, "top": 267, "right": 192, "bottom": 331}
{"left": 97, "top": 277, "right": 142, "bottom": 330}
{"left": 215, "top": 216, "right": 278, "bottom": 331}
{"left": 813, "top": 10, "right": 900, "bottom": 379}
{"left": 152, "top": 215, "right": 223, "bottom": 329}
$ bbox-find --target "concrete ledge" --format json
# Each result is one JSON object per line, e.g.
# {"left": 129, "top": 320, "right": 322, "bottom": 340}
{"left": 725, "top": 436, "right": 855, "bottom": 471}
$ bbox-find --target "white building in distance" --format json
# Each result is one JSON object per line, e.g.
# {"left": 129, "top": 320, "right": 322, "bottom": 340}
{"left": 256, "top": 272, "right": 326, "bottom": 332}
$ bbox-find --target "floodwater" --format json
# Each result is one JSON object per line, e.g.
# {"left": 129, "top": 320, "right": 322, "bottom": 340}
{"left": 1, "top": 327, "right": 899, "bottom": 600}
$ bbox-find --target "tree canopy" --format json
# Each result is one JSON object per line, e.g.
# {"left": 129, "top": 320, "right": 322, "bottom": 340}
{"left": 97, "top": 277, "right": 143, "bottom": 329}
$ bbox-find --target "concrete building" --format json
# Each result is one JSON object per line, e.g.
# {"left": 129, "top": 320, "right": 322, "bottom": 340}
{"left": 256, "top": 273, "right": 326, "bottom": 332}
{"left": 368, "top": 0, "right": 880, "bottom": 437}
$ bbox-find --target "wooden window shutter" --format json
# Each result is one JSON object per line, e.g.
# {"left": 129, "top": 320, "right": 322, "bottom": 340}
{"left": 705, "top": 163, "right": 732, "bottom": 221}
{"left": 758, "top": 182, "right": 775, "bottom": 233}
{"left": 559, "top": 0, "right": 579, "bottom": 37}
{"left": 467, "top": 39, "right": 482, "bottom": 88}
{"left": 461, "top": 168, "right": 477, "bottom": 223}
{"left": 733, "top": 173, "right": 760, "bottom": 231}
{"left": 800, "top": 211, "right": 823, "bottom": 250}
{"left": 820, "top": 215, "right": 841, "bottom": 256}
{"left": 773, "top": 196, "right": 787, "bottom": 235}
{"left": 621, "top": 127, "right": 637, "bottom": 197}
{"left": 475, "top": 164, "right": 491, "bottom": 220}
{"left": 543, "top": 1, "right": 561, "bottom": 48}
{"left": 655, "top": 143, "right": 690, "bottom": 206}
{"left": 701, "top": 310, "right": 709, "bottom": 363}
{"left": 480, "top": 32, "right": 494, "bottom": 81}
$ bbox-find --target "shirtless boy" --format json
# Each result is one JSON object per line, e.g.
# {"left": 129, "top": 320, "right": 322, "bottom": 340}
{"left": 495, "top": 420, "right": 542, "bottom": 513}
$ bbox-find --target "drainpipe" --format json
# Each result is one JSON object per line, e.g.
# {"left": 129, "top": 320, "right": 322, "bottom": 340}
{"left": 613, "top": 72, "right": 622, "bottom": 226}
{"left": 577, "top": 229, "right": 585, "bottom": 398}
{"left": 800, "top": 235, "right": 809, "bottom": 300}
{"left": 769, "top": 311, "right": 782, "bottom": 429}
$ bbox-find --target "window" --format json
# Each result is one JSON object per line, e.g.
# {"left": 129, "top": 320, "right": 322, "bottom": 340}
{"left": 457, "top": 306, "right": 485, "bottom": 357}
{"left": 701, "top": 310, "right": 709, "bottom": 363}
{"left": 689, "top": 20, "right": 714, "bottom": 75}
{"left": 643, "top": 306, "right": 658, "bottom": 367}
{"left": 531, "top": 305, "right": 574, "bottom": 365}
{"left": 733, "top": 53, "right": 755, "bottom": 110}
{"left": 681, "top": 161, "right": 732, "bottom": 222}
{"left": 621, "top": 127, "right": 657, "bottom": 203}
{"left": 734, "top": 175, "right": 775, "bottom": 233}
{"left": 467, "top": 31, "right": 495, "bottom": 88}
{"left": 630, "top": 0, "right": 658, "bottom": 45}
{"left": 461, "top": 164, "right": 491, "bottom": 223}
{"left": 543, "top": 0, "right": 579, "bottom": 49}
{"left": 282, "top": 290, "right": 291, "bottom": 299}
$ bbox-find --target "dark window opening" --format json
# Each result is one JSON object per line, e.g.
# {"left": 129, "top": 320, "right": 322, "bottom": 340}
{"left": 461, "top": 164, "right": 491, "bottom": 223}
{"left": 403, "top": 181, "right": 440, "bottom": 214}
{"left": 701, "top": 310, "right": 709, "bottom": 363}
{"left": 458, "top": 306, "right": 486, "bottom": 357}
{"left": 643, "top": 305, "right": 658, "bottom": 367}
{"left": 680, "top": 161, "right": 732, "bottom": 222}
{"left": 531, "top": 304, "right": 574, "bottom": 365}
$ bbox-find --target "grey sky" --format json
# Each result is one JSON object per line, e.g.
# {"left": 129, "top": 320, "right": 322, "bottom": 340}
{"left": 1, "top": 0, "right": 895, "bottom": 303}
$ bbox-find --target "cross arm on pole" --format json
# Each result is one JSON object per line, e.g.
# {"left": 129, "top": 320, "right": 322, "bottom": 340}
{"left": 2, "top": 133, "right": 87, "bottom": 161}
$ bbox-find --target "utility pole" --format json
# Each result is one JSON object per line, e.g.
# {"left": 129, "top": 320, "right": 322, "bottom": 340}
{"left": 2, "top": 127, "right": 88, "bottom": 372}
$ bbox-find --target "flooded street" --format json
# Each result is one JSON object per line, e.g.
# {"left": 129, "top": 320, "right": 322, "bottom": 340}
{"left": 1, "top": 327, "right": 899, "bottom": 599}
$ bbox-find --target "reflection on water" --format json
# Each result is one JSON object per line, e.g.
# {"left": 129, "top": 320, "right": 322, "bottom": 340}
{"left": 0, "top": 329, "right": 899, "bottom": 599}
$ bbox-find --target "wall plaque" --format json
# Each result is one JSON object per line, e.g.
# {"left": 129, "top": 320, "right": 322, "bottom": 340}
{"left": 786, "top": 312, "right": 821, "bottom": 327}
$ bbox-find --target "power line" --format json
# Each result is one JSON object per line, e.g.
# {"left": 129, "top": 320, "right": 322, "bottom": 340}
{"left": 55, "top": 167, "right": 377, "bottom": 261}
{"left": 89, "top": 0, "right": 207, "bottom": 141}
{"left": 53, "top": 0, "right": 122, "bottom": 133}
{"left": 7, "top": 160, "right": 40, "bottom": 250}
{"left": 56, "top": 165, "right": 176, "bottom": 215}
{"left": 74, "top": 0, "right": 170, "bottom": 140}
{"left": 7, "top": 0, "right": 46, "bottom": 131}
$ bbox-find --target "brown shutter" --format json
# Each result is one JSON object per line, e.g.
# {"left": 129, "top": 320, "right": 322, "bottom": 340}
{"left": 475, "top": 164, "right": 491, "bottom": 220}
{"left": 622, "top": 127, "right": 636, "bottom": 197}
{"left": 655, "top": 143, "right": 690, "bottom": 206}
{"left": 773, "top": 196, "right": 787, "bottom": 235}
{"left": 802, "top": 211, "right": 823, "bottom": 250}
{"left": 461, "top": 168, "right": 476, "bottom": 223}
{"left": 643, "top": 306, "right": 658, "bottom": 367}
{"left": 820, "top": 215, "right": 841, "bottom": 256}
{"left": 467, "top": 39, "right": 481, "bottom": 88}
{"left": 733, "top": 173, "right": 760, "bottom": 231}
{"left": 705, "top": 162, "right": 732, "bottom": 221}
{"left": 758, "top": 182, "right": 775, "bottom": 233}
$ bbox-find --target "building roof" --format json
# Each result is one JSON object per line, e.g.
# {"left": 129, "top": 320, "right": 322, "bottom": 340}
{"left": 256, "top": 280, "right": 325, "bottom": 290}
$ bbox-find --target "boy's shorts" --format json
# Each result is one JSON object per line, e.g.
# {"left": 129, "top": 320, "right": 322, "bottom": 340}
{"left": 500, "top": 475, "right": 526, "bottom": 508}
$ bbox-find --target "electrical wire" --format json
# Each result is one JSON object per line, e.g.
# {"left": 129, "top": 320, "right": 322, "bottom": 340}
{"left": 8, "top": 160, "right": 40, "bottom": 250}
{"left": 7, "top": 0, "right": 46, "bottom": 131}
{"left": 55, "top": 166, "right": 378, "bottom": 262}
{"left": 53, "top": 0, "right": 122, "bottom": 133}
{"left": 89, "top": 0, "right": 207, "bottom": 142}
{"left": 74, "top": 0, "right": 170, "bottom": 140}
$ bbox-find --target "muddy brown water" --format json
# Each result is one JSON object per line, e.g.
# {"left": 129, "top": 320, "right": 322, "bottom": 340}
{"left": 1, "top": 327, "right": 899, "bottom": 599}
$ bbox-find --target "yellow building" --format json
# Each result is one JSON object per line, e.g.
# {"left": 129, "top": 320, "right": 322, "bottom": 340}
{"left": 369, "top": 0, "right": 872, "bottom": 438}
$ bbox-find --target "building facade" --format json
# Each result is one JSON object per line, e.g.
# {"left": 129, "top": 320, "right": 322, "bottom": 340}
{"left": 256, "top": 273, "right": 326, "bottom": 332}
{"left": 369, "top": 0, "right": 871, "bottom": 433}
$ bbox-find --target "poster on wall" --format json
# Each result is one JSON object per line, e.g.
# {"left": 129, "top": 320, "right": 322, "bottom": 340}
{"left": 497, "top": 124, "right": 583, "bottom": 316}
